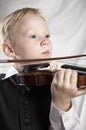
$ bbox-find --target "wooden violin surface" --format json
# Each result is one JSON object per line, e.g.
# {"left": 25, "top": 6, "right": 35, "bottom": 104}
{"left": 16, "top": 70, "right": 54, "bottom": 87}
{"left": 15, "top": 70, "right": 86, "bottom": 88}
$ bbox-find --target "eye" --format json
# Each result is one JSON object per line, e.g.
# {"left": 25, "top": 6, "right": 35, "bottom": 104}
{"left": 45, "top": 34, "right": 50, "bottom": 38}
{"left": 30, "top": 35, "right": 36, "bottom": 39}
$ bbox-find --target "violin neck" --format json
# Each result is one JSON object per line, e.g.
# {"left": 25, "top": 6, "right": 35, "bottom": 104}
{"left": 61, "top": 64, "right": 86, "bottom": 75}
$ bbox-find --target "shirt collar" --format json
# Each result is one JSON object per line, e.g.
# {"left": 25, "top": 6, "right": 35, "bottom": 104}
{"left": 3, "top": 65, "right": 18, "bottom": 79}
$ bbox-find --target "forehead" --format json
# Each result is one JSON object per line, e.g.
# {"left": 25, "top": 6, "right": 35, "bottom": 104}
{"left": 14, "top": 13, "right": 49, "bottom": 33}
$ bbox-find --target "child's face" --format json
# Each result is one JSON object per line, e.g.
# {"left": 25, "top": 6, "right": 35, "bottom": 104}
{"left": 11, "top": 13, "right": 52, "bottom": 59}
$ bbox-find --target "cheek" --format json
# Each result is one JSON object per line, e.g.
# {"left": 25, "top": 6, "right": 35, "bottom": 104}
{"left": 13, "top": 44, "right": 40, "bottom": 59}
{"left": 49, "top": 43, "right": 52, "bottom": 54}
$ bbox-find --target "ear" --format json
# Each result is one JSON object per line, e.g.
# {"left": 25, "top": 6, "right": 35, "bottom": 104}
{"left": 1, "top": 43, "right": 16, "bottom": 58}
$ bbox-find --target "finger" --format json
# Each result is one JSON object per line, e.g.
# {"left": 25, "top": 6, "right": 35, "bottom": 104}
{"left": 63, "top": 69, "right": 72, "bottom": 84}
{"left": 57, "top": 70, "right": 65, "bottom": 83}
{"left": 77, "top": 87, "right": 86, "bottom": 96}
{"left": 70, "top": 70, "right": 78, "bottom": 86}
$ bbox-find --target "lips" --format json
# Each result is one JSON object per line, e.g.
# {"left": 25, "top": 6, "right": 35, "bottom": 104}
{"left": 42, "top": 51, "right": 50, "bottom": 54}
{"left": 41, "top": 51, "right": 50, "bottom": 57}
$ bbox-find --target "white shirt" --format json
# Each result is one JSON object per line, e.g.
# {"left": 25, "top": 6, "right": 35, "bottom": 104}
{"left": 3, "top": 66, "right": 80, "bottom": 130}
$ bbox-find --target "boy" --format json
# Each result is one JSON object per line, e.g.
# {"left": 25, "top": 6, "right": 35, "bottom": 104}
{"left": 0, "top": 7, "right": 85, "bottom": 130}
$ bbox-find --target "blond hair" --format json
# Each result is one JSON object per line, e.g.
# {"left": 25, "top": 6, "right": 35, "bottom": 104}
{"left": 0, "top": 7, "right": 42, "bottom": 44}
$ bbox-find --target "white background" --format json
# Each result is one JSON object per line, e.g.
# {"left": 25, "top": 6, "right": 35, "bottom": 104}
{"left": 0, "top": 0, "right": 86, "bottom": 129}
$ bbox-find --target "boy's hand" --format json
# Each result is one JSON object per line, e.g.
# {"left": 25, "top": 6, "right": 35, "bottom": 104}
{"left": 51, "top": 69, "right": 86, "bottom": 111}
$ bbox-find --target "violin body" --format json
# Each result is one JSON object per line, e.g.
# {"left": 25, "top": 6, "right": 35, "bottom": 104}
{"left": 16, "top": 70, "right": 54, "bottom": 87}
{"left": 16, "top": 68, "right": 86, "bottom": 89}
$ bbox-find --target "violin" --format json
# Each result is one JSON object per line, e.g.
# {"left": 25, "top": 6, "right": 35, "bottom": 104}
{"left": 14, "top": 63, "right": 86, "bottom": 89}
{"left": 0, "top": 54, "right": 86, "bottom": 88}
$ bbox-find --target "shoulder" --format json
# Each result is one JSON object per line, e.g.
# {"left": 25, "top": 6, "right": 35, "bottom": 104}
{"left": 0, "top": 73, "right": 6, "bottom": 90}
{"left": 0, "top": 73, "right": 9, "bottom": 90}
{"left": 0, "top": 73, "right": 5, "bottom": 80}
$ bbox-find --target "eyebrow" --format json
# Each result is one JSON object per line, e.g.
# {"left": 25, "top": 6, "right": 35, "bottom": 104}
{"left": 21, "top": 27, "right": 32, "bottom": 36}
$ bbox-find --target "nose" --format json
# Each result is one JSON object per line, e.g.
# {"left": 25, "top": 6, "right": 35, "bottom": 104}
{"left": 40, "top": 38, "right": 49, "bottom": 46}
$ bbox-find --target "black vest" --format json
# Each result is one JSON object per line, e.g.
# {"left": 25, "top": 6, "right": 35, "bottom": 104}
{"left": 0, "top": 74, "right": 51, "bottom": 130}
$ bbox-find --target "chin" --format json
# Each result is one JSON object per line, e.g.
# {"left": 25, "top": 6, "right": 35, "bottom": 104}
{"left": 41, "top": 56, "right": 51, "bottom": 59}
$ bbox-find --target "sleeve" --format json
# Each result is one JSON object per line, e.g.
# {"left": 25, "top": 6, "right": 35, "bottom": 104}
{"left": 49, "top": 102, "right": 80, "bottom": 130}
